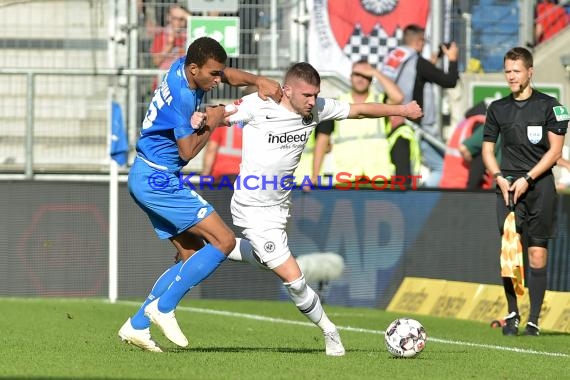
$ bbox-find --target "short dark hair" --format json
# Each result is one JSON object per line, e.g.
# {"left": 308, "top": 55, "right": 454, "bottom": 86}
{"left": 284, "top": 62, "right": 321, "bottom": 87}
{"left": 403, "top": 24, "right": 425, "bottom": 45}
{"left": 185, "top": 37, "right": 227, "bottom": 67}
{"left": 504, "top": 47, "right": 533, "bottom": 68}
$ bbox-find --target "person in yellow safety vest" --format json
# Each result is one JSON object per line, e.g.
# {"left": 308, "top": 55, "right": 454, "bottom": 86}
{"left": 386, "top": 115, "right": 422, "bottom": 185}
{"left": 309, "top": 59, "right": 404, "bottom": 186}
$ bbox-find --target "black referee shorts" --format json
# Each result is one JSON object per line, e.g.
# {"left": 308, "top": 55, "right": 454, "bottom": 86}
{"left": 496, "top": 173, "right": 558, "bottom": 241}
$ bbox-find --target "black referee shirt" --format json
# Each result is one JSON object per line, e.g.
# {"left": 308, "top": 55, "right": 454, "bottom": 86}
{"left": 483, "top": 90, "right": 568, "bottom": 174}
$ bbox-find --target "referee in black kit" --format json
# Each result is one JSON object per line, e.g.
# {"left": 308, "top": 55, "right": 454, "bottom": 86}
{"left": 482, "top": 47, "right": 569, "bottom": 336}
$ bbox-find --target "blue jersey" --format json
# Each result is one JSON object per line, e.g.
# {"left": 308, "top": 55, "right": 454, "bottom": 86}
{"left": 137, "top": 57, "right": 205, "bottom": 172}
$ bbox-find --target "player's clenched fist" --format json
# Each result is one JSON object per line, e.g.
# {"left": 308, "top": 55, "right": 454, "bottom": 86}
{"left": 402, "top": 101, "right": 423, "bottom": 119}
{"left": 190, "top": 111, "right": 206, "bottom": 130}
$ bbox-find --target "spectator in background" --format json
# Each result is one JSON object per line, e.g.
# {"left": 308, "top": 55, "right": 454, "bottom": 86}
{"left": 150, "top": 3, "right": 190, "bottom": 71}
{"left": 440, "top": 101, "right": 491, "bottom": 190}
{"left": 138, "top": 1, "right": 187, "bottom": 66}
{"left": 139, "top": 0, "right": 185, "bottom": 36}
{"left": 202, "top": 86, "right": 257, "bottom": 183}
{"left": 382, "top": 24, "right": 459, "bottom": 188}
{"left": 535, "top": 0, "right": 569, "bottom": 45}
{"left": 459, "top": 121, "right": 500, "bottom": 190}
{"left": 311, "top": 59, "right": 404, "bottom": 186}
{"left": 387, "top": 115, "right": 422, "bottom": 185}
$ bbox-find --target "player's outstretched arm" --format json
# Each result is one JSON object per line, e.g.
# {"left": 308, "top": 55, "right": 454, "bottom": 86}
{"left": 222, "top": 68, "right": 282, "bottom": 102}
{"left": 347, "top": 101, "right": 422, "bottom": 120}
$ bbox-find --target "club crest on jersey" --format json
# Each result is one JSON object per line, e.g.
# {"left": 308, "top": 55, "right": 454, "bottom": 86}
{"left": 527, "top": 125, "right": 542, "bottom": 144}
{"left": 264, "top": 241, "right": 275, "bottom": 253}
{"left": 302, "top": 113, "right": 314, "bottom": 125}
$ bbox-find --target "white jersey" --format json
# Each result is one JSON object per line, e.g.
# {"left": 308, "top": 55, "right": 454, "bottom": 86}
{"left": 228, "top": 93, "right": 350, "bottom": 206}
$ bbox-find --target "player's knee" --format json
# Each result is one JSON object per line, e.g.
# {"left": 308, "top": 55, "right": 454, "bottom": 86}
{"left": 209, "top": 229, "right": 236, "bottom": 255}
{"left": 284, "top": 275, "right": 308, "bottom": 299}
{"left": 220, "top": 230, "right": 237, "bottom": 254}
{"left": 528, "top": 246, "right": 548, "bottom": 268}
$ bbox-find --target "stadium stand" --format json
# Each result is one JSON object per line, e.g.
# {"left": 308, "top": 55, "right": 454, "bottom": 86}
{"left": 470, "top": 0, "right": 520, "bottom": 72}
{"left": 0, "top": 2, "right": 109, "bottom": 172}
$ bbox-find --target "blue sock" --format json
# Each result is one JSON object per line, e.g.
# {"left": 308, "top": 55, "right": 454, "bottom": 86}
{"left": 130, "top": 261, "right": 183, "bottom": 329}
{"left": 158, "top": 244, "right": 227, "bottom": 312}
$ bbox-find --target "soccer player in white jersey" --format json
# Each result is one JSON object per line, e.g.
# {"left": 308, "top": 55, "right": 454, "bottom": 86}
{"left": 226, "top": 62, "right": 422, "bottom": 356}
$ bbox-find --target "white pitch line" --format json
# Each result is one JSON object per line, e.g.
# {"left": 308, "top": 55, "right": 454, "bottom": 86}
{"left": 121, "top": 301, "right": 569, "bottom": 358}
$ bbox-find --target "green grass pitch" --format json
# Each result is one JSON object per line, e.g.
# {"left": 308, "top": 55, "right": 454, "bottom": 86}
{"left": 1, "top": 298, "right": 568, "bottom": 379}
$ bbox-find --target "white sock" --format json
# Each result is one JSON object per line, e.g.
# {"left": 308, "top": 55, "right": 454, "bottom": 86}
{"left": 227, "top": 238, "right": 267, "bottom": 270}
{"left": 284, "top": 274, "right": 336, "bottom": 332}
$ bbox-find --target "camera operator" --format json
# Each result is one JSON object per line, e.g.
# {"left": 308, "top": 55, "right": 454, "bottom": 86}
{"left": 382, "top": 25, "right": 459, "bottom": 187}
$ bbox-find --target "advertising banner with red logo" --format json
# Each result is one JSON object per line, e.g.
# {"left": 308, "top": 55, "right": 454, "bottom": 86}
{"left": 308, "top": 0, "right": 430, "bottom": 80}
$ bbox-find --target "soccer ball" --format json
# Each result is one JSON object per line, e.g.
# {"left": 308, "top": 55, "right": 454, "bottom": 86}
{"left": 384, "top": 318, "right": 427, "bottom": 358}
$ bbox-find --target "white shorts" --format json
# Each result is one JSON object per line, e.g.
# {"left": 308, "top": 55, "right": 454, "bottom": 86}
{"left": 231, "top": 200, "right": 292, "bottom": 269}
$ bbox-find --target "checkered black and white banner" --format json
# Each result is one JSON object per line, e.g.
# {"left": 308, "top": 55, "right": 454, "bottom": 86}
{"left": 342, "top": 24, "right": 403, "bottom": 70}
{"left": 308, "top": 0, "right": 429, "bottom": 80}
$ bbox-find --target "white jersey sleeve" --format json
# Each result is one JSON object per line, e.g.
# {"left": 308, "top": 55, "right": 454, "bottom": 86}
{"left": 227, "top": 95, "right": 256, "bottom": 127}
{"left": 317, "top": 97, "right": 350, "bottom": 121}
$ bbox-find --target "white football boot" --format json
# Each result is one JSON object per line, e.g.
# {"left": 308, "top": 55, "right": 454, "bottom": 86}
{"left": 144, "top": 299, "right": 188, "bottom": 347}
{"left": 323, "top": 329, "right": 345, "bottom": 356}
{"left": 118, "top": 318, "right": 162, "bottom": 352}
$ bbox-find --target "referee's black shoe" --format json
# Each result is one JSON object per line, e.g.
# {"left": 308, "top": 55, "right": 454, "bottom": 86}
{"left": 502, "top": 312, "right": 520, "bottom": 336}
{"left": 524, "top": 322, "right": 540, "bottom": 336}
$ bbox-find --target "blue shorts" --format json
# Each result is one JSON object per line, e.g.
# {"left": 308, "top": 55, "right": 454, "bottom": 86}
{"left": 128, "top": 157, "right": 214, "bottom": 239}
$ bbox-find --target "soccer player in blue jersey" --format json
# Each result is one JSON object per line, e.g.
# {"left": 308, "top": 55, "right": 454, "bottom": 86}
{"left": 118, "top": 36, "right": 282, "bottom": 352}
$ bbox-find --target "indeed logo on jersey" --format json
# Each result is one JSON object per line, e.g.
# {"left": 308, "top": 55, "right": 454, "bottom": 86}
{"left": 267, "top": 131, "right": 312, "bottom": 145}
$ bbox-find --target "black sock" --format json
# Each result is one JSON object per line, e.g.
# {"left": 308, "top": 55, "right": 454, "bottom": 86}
{"left": 502, "top": 277, "right": 519, "bottom": 316}
{"left": 528, "top": 267, "right": 547, "bottom": 325}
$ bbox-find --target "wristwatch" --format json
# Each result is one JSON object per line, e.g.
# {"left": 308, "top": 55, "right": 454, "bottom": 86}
{"left": 493, "top": 172, "right": 503, "bottom": 179}
{"left": 524, "top": 173, "right": 535, "bottom": 187}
